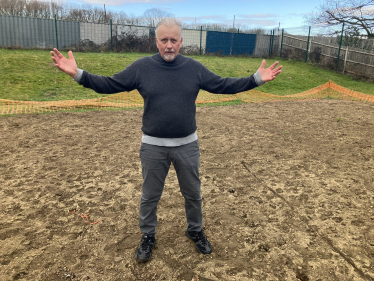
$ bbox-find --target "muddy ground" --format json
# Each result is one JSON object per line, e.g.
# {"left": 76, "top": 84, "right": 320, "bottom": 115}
{"left": 1, "top": 100, "right": 374, "bottom": 281}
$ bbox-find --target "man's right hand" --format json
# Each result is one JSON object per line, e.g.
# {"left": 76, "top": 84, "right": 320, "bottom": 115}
{"left": 51, "top": 48, "right": 78, "bottom": 79}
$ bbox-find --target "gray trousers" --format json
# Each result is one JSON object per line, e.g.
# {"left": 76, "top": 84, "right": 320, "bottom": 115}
{"left": 139, "top": 140, "right": 202, "bottom": 235}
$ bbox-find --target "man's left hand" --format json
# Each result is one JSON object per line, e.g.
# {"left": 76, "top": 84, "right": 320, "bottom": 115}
{"left": 258, "top": 60, "right": 283, "bottom": 82}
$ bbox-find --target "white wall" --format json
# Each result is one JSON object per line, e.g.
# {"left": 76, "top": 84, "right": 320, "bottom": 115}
{"left": 117, "top": 25, "right": 149, "bottom": 38}
{"left": 80, "top": 22, "right": 111, "bottom": 45}
{"left": 181, "top": 29, "right": 207, "bottom": 54}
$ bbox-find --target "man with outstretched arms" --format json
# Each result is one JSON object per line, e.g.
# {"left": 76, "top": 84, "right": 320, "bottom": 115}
{"left": 51, "top": 17, "right": 282, "bottom": 263}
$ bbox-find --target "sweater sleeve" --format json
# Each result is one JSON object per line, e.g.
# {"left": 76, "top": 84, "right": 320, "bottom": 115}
{"left": 200, "top": 65, "right": 264, "bottom": 94}
{"left": 78, "top": 64, "right": 138, "bottom": 94}
{"left": 73, "top": 69, "right": 83, "bottom": 83}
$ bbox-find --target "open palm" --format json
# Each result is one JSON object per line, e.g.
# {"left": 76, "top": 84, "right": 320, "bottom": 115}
{"left": 258, "top": 59, "right": 282, "bottom": 82}
{"left": 51, "top": 48, "right": 78, "bottom": 79}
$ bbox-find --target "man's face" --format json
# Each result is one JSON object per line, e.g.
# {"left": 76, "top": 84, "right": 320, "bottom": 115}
{"left": 156, "top": 24, "right": 183, "bottom": 62}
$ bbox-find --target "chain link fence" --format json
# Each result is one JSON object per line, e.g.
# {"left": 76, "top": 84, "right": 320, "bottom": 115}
{"left": 0, "top": 15, "right": 279, "bottom": 57}
{"left": 2, "top": 15, "right": 372, "bottom": 78}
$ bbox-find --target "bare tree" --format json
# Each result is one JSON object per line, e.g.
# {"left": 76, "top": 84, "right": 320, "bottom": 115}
{"left": 0, "top": 0, "right": 129, "bottom": 23}
{"left": 1, "top": 0, "right": 270, "bottom": 33}
{"left": 305, "top": 0, "right": 374, "bottom": 38}
{"left": 141, "top": 8, "right": 174, "bottom": 27}
{"left": 0, "top": 0, "right": 64, "bottom": 18}
{"left": 0, "top": 0, "right": 27, "bottom": 16}
{"left": 246, "top": 27, "right": 268, "bottom": 34}
{"left": 27, "top": 0, "right": 62, "bottom": 19}
{"left": 125, "top": 13, "right": 142, "bottom": 25}
{"left": 114, "top": 11, "right": 130, "bottom": 24}
{"left": 182, "top": 22, "right": 267, "bottom": 34}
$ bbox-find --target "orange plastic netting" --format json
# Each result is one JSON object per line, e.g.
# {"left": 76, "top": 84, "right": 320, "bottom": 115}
{"left": 1, "top": 81, "right": 373, "bottom": 115}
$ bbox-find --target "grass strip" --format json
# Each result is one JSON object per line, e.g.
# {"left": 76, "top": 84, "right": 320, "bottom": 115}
{"left": 1, "top": 48, "right": 373, "bottom": 102}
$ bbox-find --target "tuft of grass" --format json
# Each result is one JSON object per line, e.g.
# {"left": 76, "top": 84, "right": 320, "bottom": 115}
{"left": 196, "top": 99, "right": 245, "bottom": 107}
{"left": 1, "top": 48, "right": 373, "bottom": 102}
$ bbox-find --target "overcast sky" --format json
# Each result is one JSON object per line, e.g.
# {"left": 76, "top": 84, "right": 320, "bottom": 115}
{"left": 62, "top": 0, "right": 321, "bottom": 29}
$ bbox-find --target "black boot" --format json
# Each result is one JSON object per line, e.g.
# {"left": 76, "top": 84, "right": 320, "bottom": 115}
{"left": 135, "top": 234, "right": 156, "bottom": 262}
{"left": 186, "top": 229, "right": 212, "bottom": 254}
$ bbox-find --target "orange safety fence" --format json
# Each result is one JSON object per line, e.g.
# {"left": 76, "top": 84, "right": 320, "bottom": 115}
{"left": 237, "top": 81, "right": 374, "bottom": 103}
{"left": 1, "top": 81, "right": 373, "bottom": 115}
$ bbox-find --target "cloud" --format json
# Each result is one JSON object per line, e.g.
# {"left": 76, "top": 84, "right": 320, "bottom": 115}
{"left": 178, "top": 14, "right": 279, "bottom": 27}
{"left": 74, "top": 0, "right": 183, "bottom": 6}
{"left": 178, "top": 15, "right": 228, "bottom": 23}
{"left": 239, "top": 13, "right": 277, "bottom": 19}
{"left": 227, "top": 13, "right": 279, "bottom": 27}
{"left": 287, "top": 12, "right": 312, "bottom": 17}
{"left": 234, "top": 18, "right": 278, "bottom": 27}
{"left": 327, "top": 4, "right": 374, "bottom": 17}
{"left": 363, "top": 5, "right": 374, "bottom": 14}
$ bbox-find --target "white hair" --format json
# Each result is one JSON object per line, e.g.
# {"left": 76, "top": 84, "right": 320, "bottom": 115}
{"left": 155, "top": 18, "right": 183, "bottom": 38}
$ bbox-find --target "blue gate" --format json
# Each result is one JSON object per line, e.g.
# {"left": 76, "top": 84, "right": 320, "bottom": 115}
{"left": 206, "top": 31, "right": 256, "bottom": 56}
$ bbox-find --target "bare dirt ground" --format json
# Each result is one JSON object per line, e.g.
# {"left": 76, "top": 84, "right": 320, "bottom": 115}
{"left": 1, "top": 100, "right": 374, "bottom": 281}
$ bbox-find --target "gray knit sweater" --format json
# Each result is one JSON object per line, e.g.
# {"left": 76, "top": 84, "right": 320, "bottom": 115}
{"left": 76, "top": 53, "right": 264, "bottom": 138}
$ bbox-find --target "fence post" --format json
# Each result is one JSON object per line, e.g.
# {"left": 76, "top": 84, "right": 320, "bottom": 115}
{"left": 280, "top": 29, "right": 284, "bottom": 57}
{"left": 110, "top": 19, "right": 113, "bottom": 52}
{"left": 268, "top": 30, "right": 271, "bottom": 55}
{"left": 200, "top": 26, "right": 202, "bottom": 55}
{"left": 305, "top": 26, "right": 311, "bottom": 62}
{"left": 336, "top": 22, "right": 345, "bottom": 71}
{"left": 343, "top": 46, "right": 348, "bottom": 74}
{"left": 236, "top": 28, "right": 239, "bottom": 56}
{"left": 54, "top": 14, "right": 58, "bottom": 49}
{"left": 269, "top": 29, "right": 274, "bottom": 55}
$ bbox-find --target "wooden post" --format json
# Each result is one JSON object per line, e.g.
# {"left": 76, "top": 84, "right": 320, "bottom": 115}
{"left": 336, "top": 23, "right": 345, "bottom": 71}
{"left": 305, "top": 26, "right": 311, "bottom": 62}
{"left": 343, "top": 47, "right": 349, "bottom": 74}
